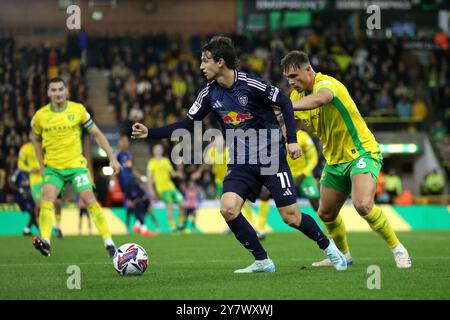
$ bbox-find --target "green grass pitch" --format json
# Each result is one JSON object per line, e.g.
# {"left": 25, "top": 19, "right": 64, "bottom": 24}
{"left": 0, "top": 231, "right": 449, "bottom": 300}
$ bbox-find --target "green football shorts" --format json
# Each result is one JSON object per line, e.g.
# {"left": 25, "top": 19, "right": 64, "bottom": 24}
{"left": 296, "top": 175, "right": 320, "bottom": 199}
{"left": 320, "top": 152, "right": 383, "bottom": 195}
{"left": 161, "top": 189, "right": 184, "bottom": 204}
{"left": 43, "top": 166, "right": 93, "bottom": 193}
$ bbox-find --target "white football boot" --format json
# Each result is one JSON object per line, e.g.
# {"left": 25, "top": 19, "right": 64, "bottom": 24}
{"left": 322, "top": 239, "right": 347, "bottom": 271}
{"left": 393, "top": 243, "right": 412, "bottom": 268}
{"left": 312, "top": 252, "right": 353, "bottom": 267}
{"left": 234, "top": 258, "right": 276, "bottom": 273}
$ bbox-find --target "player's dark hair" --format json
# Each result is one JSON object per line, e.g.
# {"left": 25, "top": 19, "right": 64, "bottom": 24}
{"left": 280, "top": 51, "right": 310, "bottom": 72}
{"left": 202, "top": 36, "right": 237, "bottom": 69}
{"left": 48, "top": 76, "right": 67, "bottom": 87}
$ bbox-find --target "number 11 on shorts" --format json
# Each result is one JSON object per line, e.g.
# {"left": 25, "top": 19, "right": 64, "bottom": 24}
{"left": 277, "top": 172, "right": 291, "bottom": 188}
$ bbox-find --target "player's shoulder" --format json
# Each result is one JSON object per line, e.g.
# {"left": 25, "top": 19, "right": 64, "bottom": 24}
{"left": 199, "top": 80, "right": 216, "bottom": 94}
{"left": 162, "top": 157, "right": 172, "bottom": 165}
{"left": 33, "top": 103, "right": 51, "bottom": 117}
{"left": 18, "top": 143, "right": 27, "bottom": 154}
{"left": 314, "top": 71, "right": 334, "bottom": 83}
{"left": 67, "top": 101, "right": 86, "bottom": 112}
{"left": 22, "top": 141, "right": 34, "bottom": 151}
{"left": 314, "top": 72, "right": 340, "bottom": 89}
{"left": 236, "top": 71, "right": 268, "bottom": 91}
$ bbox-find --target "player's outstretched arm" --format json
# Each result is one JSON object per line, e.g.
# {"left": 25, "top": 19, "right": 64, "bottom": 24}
{"left": 292, "top": 90, "right": 333, "bottom": 111}
{"left": 274, "top": 93, "right": 302, "bottom": 160}
{"left": 132, "top": 117, "right": 194, "bottom": 140}
{"left": 89, "top": 126, "right": 121, "bottom": 174}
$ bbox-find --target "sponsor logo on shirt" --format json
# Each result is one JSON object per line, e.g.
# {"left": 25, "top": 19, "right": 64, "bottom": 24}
{"left": 222, "top": 112, "right": 253, "bottom": 126}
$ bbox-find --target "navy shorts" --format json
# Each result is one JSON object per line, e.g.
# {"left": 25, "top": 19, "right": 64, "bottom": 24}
{"left": 123, "top": 180, "right": 146, "bottom": 201}
{"left": 223, "top": 160, "right": 297, "bottom": 208}
{"left": 135, "top": 198, "right": 150, "bottom": 216}
{"left": 14, "top": 191, "right": 35, "bottom": 213}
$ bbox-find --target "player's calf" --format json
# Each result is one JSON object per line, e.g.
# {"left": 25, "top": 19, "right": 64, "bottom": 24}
{"left": 279, "top": 204, "right": 330, "bottom": 250}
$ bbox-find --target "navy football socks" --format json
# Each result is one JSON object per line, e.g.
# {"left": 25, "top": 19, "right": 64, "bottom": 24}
{"left": 296, "top": 213, "right": 330, "bottom": 250}
{"left": 227, "top": 213, "right": 268, "bottom": 260}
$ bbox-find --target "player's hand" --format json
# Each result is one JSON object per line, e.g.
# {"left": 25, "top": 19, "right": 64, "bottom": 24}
{"left": 288, "top": 143, "right": 302, "bottom": 160}
{"left": 110, "top": 158, "right": 122, "bottom": 175}
{"left": 31, "top": 168, "right": 40, "bottom": 174}
{"left": 131, "top": 123, "right": 148, "bottom": 139}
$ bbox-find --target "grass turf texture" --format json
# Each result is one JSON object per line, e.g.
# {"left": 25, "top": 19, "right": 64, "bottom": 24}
{"left": 0, "top": 231, "right": 449, "bottom": 299}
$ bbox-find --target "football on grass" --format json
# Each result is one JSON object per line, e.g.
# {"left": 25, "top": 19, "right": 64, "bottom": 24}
{"left": 113, "top": 243, "right": 148, "bottom": 276}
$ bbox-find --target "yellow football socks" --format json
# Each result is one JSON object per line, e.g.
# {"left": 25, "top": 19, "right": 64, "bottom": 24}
{"left": 242, "top": 202, "right": 256, "bottom": 226}
{"left": 39, "top": 200, "right": 54, "bottom": 241}
{"left": 322, "top": 215, "right": 350, "bottom": 254}
{"left": 87, "top": 202, "right": 111, "bottom": 239}
{"left": 362, "top": 205, "right": 400, "bottom": 249}
{"left": 258, "top": 200, "right": 270, "bottom": 232}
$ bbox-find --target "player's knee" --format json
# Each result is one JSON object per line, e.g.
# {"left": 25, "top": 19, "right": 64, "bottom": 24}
{"left": 317, "top": 209, "right": 335, "bottom": 222}
{"left": 220, "top": 205, "right": 239, "bottom": 221}
{"left": 79, "top": 191, "right": 97, "bottom": 207}
{"left": 353, "top": 199, "right": 374, "bottom": 216}
{"left": 280, "top": 209, "right": 300, "bottom": 227}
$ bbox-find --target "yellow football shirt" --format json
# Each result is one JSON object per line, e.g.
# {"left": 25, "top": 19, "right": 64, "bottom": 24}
{"left": 18, "top": 142, "right": 42, "bottom": 185}
{"left": 205, "top": 146, "right": 229, "bottom": 185}
{"left": 291, "top": 72, "right": 380, "bottom": 164}
{"left": 287, "top": 130, "right": 318, "bottom": 178}
{"left": 147, "top": 157, "right": 176, "bottom": 194}
{"left": 31, "top": 101, "right": 94, "bottom": 169}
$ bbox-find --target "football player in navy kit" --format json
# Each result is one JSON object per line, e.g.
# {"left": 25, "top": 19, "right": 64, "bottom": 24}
{"left": 132, "top": 36, "right": 347, "bottom": 272}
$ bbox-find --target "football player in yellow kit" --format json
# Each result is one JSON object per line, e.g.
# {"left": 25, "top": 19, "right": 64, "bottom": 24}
{"left": 18, "top": 133, "right": 64, "bottom": 238}
{"left": 280, "top": 51, "right": 411, "bottom": 268}
{"left": 147, "top": 144, "right": 185, "bottom": 232}
{"left": 31, "top": 77, "right": 121, "bottom": 257}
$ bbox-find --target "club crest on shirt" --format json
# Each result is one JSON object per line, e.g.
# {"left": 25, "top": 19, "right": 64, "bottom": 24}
{"left": 67, "top": 114, "right": 75, "bottom": 121}
{"left": 238, "top": 95, "right": 248, "bottom": 106}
